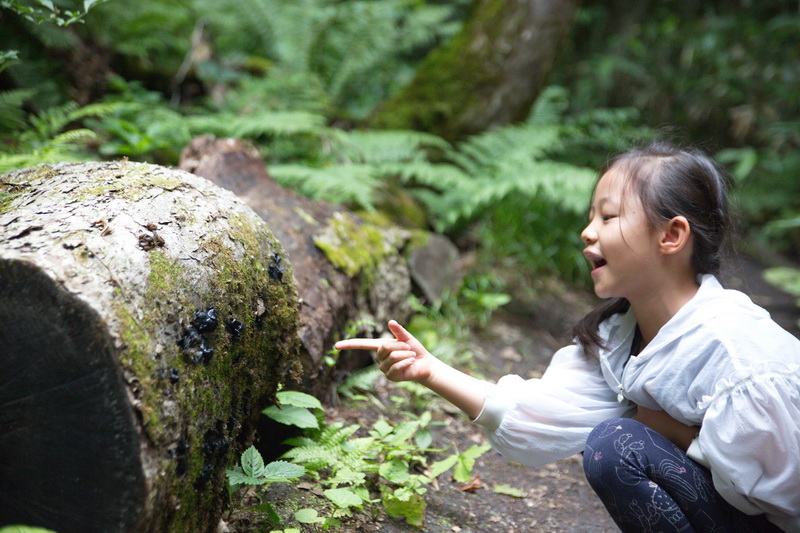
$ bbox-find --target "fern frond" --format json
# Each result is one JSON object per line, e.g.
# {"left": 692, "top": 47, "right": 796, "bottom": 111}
{"left": 231, "top": 111, "right": 326, "bottom": 138}
{"left": 270, "top": 163, "right": 379, "bottom": 211}
{"left": 338, "top": 130, "right": 450, "bottom": 165}
{"left": 49, "top": 129, "right": 97, "bottom": 146}
{"left": 337, "top": 365, "right": 382, "bottom": 399}
{"left": 184, "top": 111, "right": 326, "bottom": 139}
{"left": 69, "top": 101, "right": 139, "bottom": 121}
{"left": 375, "top": 161, "right": 467, "bottom": 191}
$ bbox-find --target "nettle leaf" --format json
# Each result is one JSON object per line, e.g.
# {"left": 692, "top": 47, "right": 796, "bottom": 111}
{"left": 493, "top": 484, "right": 528, "bottom": 498}
{"left": 389, "top": 421, "right": 419, "bottom": 445}
{"left": 382, "top": 486, "right": 426, "bottom": 526}
{"left": 414, "top": 428, "right": 433, "bottom": 449}
{"left": 324, "top": 488, "right": 363, "bottom": 509}
{"left": 454, "top": 444, "right": 491, "bottom": 482}
{"left": 428, "top": 454, "right": 458, "bottom": 478}
{"left": 240, "top": 445, "right": 265, "bottom": 477}
{"left": 371, "top": 419, "right": 393, "bottom": 438}
{"left": 262, "top": 460, "right": 305, "bottom": 481}
{"left": 262, "top": 405, "right": 319, "bottom": 429}
{"left": 379, "top": 459, "right": 410, "bottom": 484}
{"left": 329, "top": 466, "right": 366, "bottom": 486}
{"left": 277, "top": 390, "right": 323, "bottom": 410}
{"left": 226, "top": 468, "right": 266, "bottom": 486}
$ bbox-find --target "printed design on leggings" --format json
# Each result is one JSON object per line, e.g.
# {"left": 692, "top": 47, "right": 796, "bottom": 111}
{"left": 586, "top": 419, "right": 727, "bottom": 532}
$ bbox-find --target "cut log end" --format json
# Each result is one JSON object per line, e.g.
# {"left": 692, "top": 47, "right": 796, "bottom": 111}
{"left": 0, "top": 259, "right": 145, "bottom": 532}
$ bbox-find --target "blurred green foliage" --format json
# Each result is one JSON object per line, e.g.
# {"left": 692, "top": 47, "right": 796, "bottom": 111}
{"left": 1, "top": 0, "right": 798, "bottom": 278}
{"left": 554, "top": 0, "right": 800, "bottom": 258}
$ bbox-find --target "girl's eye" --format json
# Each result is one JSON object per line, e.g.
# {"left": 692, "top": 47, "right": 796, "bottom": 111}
{"left": 601, "top": 215, "right": 616, "bottom": 221}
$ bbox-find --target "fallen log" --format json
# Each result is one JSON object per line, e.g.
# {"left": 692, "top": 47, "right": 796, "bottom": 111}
{"left": 0, "top": 161, "right": 301, "bottom": 532}
{"left": 179, "top": 137, "right": 414, "bottom": 398}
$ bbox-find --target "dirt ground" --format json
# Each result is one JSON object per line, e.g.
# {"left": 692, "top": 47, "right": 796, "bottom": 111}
{"left": 231, "top": 255, "right": 798, "bottom": 533}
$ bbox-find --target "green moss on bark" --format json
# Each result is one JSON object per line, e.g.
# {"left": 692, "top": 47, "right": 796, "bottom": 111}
{"left": 369, "top": 0, "right": 509, "bottom": 138}
{"left": 314, "top": 212, "right": 388, "bottom": 278}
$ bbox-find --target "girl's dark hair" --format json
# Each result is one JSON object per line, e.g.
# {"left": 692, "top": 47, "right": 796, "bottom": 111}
{"left": 572, "top": 141, "right": 733, "bottom": 354}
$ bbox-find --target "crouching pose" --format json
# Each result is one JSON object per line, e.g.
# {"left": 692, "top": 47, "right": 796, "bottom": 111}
{"left": 337, "top": 143, "right": 800, "bottom": 532}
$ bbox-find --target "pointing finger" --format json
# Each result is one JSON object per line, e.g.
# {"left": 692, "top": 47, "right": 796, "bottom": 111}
{"left": 334, "top": 339, "right": 384, "bottom": 351}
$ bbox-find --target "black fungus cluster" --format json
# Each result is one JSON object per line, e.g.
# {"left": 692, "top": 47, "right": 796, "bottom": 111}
{"left": 195, "top": 421, "right": 230, "bottom": 488}
{"left": 176, "top": 307, "right": 218, "bottom": 365}
{"left": 176, "top": 307, "right": 246, "bottom": 365}
{"left": 268, "top": 252, "right": 285, "bottom": 282}
{"left": 225, "top": 318, "right": 243, "bottom": 342}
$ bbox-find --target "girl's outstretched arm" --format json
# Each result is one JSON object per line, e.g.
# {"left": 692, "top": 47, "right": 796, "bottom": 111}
{"left": 334, "top": 320, "right": 486, "bottom": 419}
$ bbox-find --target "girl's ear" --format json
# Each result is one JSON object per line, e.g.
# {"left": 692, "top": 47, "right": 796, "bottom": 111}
{"left": 659, "top": 216, "right": 692, "bottom": 255}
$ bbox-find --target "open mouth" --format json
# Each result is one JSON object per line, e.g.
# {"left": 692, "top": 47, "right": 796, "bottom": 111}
{"left": 584, "top": 251, "right": 607, "bottom": 271}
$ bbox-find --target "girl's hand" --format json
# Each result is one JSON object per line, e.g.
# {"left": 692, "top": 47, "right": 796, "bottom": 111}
{"left": 334, "top": 320, "right": 434, "bottom": 383}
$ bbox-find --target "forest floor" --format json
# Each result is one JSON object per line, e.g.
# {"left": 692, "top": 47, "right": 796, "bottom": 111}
{"left": 230, "top": 255, "right": 798, "bottom": 533}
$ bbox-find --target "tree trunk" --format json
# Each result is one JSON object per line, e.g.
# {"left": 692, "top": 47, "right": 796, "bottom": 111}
{"left": 178, "top": 136, "right": 413, "bottom": 400}
{"left": 0, "top": 161, "right": 301, "bottom": 532}
{"left": 369, "top": 0, "right": 579, "bottom": 140}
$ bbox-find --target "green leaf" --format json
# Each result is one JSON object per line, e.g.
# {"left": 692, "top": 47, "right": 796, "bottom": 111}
{"left": 83, "top": 0, "right": 104, "bottom": 10}
{"left": 262, "top": 461, "right": 305, "bottom": 481}
{"left": 388, "top": 421, "right": 419, "bottom": 445}
{"left": 226, "top": 469, "right": 266, "bottom": 486}
{"left": 493, "top": 484, "right": 528, "bottom": 498}
{"left": 262, "top": 405, "right": 319, "bottom": 429}
{"left": 294, "top": 508, "right": 325, "bottom": 524}
{"left": 276, "top": 390, "right": 322, "bottom": 409}
{"left": 324, "top": 488, "right": 363, "bottom": 509}
{"left": 371, "top": 419, "right": 393, "bottom": 438}
{"left": 379, "top": 459, "right": 410, "bottom": 484}
{"left": 253, "top": 500, "right": 281, "bottom": 524}
{"left": 382, "top": 487, "right": 426, "bottom": 526}
{"left": 414, "top": 428, "right": 432, "bottom": 449}
{"left": 454, "top": 444, "right": 491, "bottom": 483}
{"left": 428, "top": 454, "right": 458, "bottom": 478}
{"left": 241, "top": 445, "right": 265, "bottom": 477}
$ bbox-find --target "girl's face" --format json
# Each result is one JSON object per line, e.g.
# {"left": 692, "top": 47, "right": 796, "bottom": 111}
{"left": 580, "top": 168, "right": 662, "bottom": 300}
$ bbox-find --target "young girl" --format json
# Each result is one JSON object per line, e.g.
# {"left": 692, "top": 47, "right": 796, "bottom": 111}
{"left": 335, "top": 142, "right": 800, "bottom": 532}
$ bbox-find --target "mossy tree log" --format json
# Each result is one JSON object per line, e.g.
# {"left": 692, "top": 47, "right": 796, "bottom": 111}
{"left": 369, "top": 0, "right": 579, "bottom": 140}
{"left": 179, "top": 136, "right": 413, "bottom": 400}
{"left": 0, "top": 162, "right": 300, "bottom": 532}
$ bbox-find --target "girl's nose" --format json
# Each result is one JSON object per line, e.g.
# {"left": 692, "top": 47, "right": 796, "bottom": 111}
{"left": 581, "top": 224, "right": 597, "bottom": 245}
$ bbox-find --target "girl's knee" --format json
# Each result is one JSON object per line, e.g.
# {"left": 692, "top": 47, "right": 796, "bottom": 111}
{"left": 583, "top": 417, "right": 646, "bottom": 480}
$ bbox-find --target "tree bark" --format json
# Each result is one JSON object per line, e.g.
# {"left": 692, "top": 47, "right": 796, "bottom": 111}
{"left": 369, "top": 0, "right": 580, "bottom": 140}
{"left": 178, "top": 136, "right": 413, "bottom": 400}
{"left": 0, "top": 162, "right": 301, "bottom": 532}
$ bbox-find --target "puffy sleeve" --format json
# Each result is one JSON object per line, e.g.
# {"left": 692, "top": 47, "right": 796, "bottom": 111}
{"left": 687, "top": 364, "right": 800, "bottom": 528}
{"left": 473, "top": 344, "right": 633, "bottom": 467}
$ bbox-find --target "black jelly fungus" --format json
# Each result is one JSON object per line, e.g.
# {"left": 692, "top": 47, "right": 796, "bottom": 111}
{"left": 191, "top": 342, "right": 214, "bottom": 365}
{"left": 176, "top": 327, "right": 202, "bottom": 349}
{"left": 191, "top": 307, "right": 218, "bottom": 333}
{"left": 268, "top": 252, "right": 284, "bottom": 281}
{"left": 225, "top": 318, "right": 243, "bottom": 341}
{"left": 169, "top": 367, "right": 179, "bottom": 384}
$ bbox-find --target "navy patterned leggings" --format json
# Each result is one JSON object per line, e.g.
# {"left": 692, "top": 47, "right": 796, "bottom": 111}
{"left": 583, "top": 418, "right": 782, "bottom": 533}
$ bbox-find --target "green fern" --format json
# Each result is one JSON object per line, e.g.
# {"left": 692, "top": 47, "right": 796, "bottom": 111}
{"left": 282, "top": 422, "right": 364, "bottom": 473}
{"left": 0, "top": 98, "right": 126, "bottom": 173}
{"left": 270, "top": 164, "right": 379, "bottom": 211}
{"left": 337, "top": 365, "right": 382, "bottom": 400}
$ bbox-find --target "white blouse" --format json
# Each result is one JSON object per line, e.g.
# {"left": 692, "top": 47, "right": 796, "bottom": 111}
{"left": 473, "top": 275, "right": 800, "bottom": 532}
